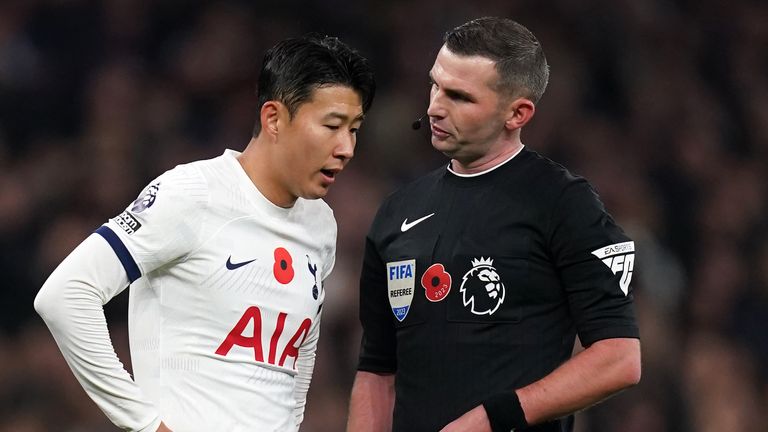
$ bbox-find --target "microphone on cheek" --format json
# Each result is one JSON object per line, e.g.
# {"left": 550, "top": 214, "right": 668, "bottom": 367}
{"left": 411, "top": 116, "right": 426, "bottom": 130}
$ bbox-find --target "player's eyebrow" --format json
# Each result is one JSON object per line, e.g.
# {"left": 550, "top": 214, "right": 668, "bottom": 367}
{"left": 323, "top": 112, "right": 365, "bottom": 122}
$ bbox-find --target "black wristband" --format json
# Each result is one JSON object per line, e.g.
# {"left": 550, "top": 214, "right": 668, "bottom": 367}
{"left": 482, "top": 390, "right": 528, "bottom": 432}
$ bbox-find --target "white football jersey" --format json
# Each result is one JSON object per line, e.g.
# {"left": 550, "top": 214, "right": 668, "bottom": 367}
{"left": 99, "top": 150, "right": 336, "bottom": 431}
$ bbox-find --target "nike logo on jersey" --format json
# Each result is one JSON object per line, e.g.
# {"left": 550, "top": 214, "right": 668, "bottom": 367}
{"left": 400, "top": 213, "right": 435, "bottom": 232}
{"left": 226, "top": 256, "right": 257, "bottom": 270}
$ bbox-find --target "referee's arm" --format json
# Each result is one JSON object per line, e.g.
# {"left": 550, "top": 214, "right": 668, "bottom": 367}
{"left": 442, "top": 337, "right": 641, "bottom": 432}
{"left": 348, "top": 224, "right": 398, "bottom": 432}
{"left": 515, "top": 337, "right": 641, "bottom": 424}
{"left": 347, "top": 371, "right": 395, "bottom": 432}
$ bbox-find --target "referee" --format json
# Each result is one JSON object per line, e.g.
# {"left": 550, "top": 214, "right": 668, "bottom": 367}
{"left": 347, "top": 17, "right": 640, "bottom": 432}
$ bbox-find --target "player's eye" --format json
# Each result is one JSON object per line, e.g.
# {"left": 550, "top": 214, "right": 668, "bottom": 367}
{"left": 325, "top": 125, "right": 340, "bottom": 130}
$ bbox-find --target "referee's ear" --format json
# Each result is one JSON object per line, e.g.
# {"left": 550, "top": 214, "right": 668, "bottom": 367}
{"left": 504, "top": 97, "right": 535, "bottom": 131}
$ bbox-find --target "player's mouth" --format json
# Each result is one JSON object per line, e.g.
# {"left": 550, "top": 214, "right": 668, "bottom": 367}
{"left": 320, "top": 167, "right": 341, "bottom": 184}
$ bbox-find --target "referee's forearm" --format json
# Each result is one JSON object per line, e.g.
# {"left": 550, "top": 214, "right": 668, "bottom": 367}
{"left": 516, "top": 337, "right": 641, "bottom": 425}
{"left": 347, "top": 371, "right": 395, "bottom": 432}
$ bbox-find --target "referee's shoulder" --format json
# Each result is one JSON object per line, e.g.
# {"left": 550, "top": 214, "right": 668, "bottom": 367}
{"left": 520, "top": 147, "right": 588, "bottom": 191}
{"left": 385, "top": 164, "right": 446, "bottom": 203}
{"left": 369, "top": 164, "right": 445, "bottom": 227}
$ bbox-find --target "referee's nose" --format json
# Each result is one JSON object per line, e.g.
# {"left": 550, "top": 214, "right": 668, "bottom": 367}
{"left": 427, "top": 89, "right": 446, "bottom": 120}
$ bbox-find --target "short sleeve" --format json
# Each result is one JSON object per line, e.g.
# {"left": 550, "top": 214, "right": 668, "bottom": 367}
{"left": 548, "top": 179, "right": 639, "bottom": 346}
{"left": 98, "top": 165, "right": 209, "bottom": 282}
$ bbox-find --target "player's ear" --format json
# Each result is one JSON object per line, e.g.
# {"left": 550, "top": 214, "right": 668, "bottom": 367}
{"left": 259, "top": 101, "right": 284, "bottom": 137}
{"left": 504, "top": 97, "right": 535, "bottom": 131}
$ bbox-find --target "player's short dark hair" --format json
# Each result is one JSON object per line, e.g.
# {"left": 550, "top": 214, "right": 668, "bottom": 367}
{"left": 444, "top": 17, "right": 549, "bottom": 103}
{"left": 253, "top": 35, "right": 376, "bottom": 136}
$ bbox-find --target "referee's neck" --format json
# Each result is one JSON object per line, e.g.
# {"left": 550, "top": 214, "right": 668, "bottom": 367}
{"left": 450, "top": 142, "right": 524, "bottom": 175}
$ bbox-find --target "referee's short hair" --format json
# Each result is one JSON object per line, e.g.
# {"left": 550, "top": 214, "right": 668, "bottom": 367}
{"left": 444, "top": 17, "right": 549, "bottom": 103}
{"left": 253, "top": 35, "right": 376, "bottom": 136}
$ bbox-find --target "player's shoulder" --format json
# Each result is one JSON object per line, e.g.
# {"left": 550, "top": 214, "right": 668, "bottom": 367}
{"left": 173, "top": 151, "right": 235, "bottom": 189}
{"left": 164, "top": 150, "right": 256, "bottom": 204}
{"left": 133, "top": 156, "right": 213, "bottom": 215}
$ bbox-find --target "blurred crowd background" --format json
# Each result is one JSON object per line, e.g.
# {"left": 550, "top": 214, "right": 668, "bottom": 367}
{"left": 1, "top": 0, "right": 767, "bottom": 431}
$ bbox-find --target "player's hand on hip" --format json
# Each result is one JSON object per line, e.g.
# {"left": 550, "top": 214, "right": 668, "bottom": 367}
{"left": 156, "top": 421, "right": 173, "bottom": 432}
{"left": 440, "top": 405, "right": 492, "bottom": 432}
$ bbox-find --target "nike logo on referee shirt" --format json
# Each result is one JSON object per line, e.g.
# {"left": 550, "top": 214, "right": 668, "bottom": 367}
{"left": 401, "top": 213, "right": 435, "bottom": 232}
{"left": 226, "top": 256, "right": 256, "bottom": 270}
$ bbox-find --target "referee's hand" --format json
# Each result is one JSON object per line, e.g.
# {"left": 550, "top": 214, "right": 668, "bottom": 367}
{"left": 440, "top": 405, "right": 492, "bottom": 432}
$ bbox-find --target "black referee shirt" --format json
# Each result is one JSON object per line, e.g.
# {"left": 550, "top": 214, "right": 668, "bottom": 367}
{"left": 357, "top": 147, "right": 639, "bottom": 432}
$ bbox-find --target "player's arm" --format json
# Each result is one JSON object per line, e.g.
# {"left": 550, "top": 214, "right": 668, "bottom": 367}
{"left": 36, "top": 168, "right": 204, "bottom": 431}
{"left": 34, "top": 234, "right": 164, "bottom": 432}
{"left": 292, "top": 310, "right": 322, "bottom": 428}
{"left": 347, "top": 371, "right": 395, "bottom": 431}
{"left": 292, "top": 217, "right": 336, "bottom": 429}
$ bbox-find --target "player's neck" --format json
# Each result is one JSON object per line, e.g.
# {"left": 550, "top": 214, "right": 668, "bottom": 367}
{"left": 237, "top": 137, "right": 297, "bottom": 208}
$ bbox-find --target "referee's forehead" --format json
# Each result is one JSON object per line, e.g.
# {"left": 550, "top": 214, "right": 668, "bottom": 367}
{"left": 431, "top": 45, "right": 500, "bottom": 95}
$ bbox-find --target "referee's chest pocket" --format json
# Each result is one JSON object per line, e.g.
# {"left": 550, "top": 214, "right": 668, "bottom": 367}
{"left": 385, "top": 232, "right": 437, "bottom": 329}
{"left": 445, "top": 237, "right": 530, "bottom": 323}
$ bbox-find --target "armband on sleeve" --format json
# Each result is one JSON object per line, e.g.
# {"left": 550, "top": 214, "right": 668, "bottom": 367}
{"left": 483, "top": 390, "right": 528, "bottom": 432}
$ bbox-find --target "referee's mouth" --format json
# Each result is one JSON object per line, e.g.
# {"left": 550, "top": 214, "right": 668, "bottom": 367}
{"left": 431, "top": 124, "right": 451, "bottom": 139}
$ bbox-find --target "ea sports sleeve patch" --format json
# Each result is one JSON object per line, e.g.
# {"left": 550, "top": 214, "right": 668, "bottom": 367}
{"left": 591, "top": 241, "right": 635, "bottom": 296}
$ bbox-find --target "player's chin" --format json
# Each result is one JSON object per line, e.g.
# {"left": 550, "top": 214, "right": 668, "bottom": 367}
{"left": 301, "top": 183, "right": 331, "bottom": 200}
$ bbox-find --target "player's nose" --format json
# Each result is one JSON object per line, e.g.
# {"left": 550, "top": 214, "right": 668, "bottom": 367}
{"left": 334, "top": 133, "right": 355, "bottom": 161}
